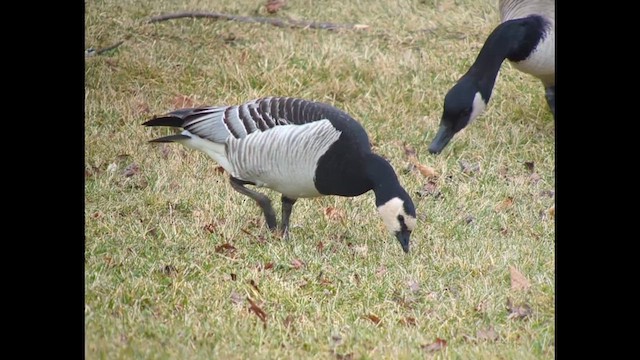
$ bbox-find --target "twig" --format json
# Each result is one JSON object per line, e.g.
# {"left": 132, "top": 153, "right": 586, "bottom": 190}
{"left": 148, "top": 11, "right": 366, "bottom": 31}
{"left": 85, "top": 41, "right": 125, "bottom": 57}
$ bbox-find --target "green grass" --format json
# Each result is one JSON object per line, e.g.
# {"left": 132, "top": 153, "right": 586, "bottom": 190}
{"left": 85, "top": 0, "right": 555, "bottom": 358}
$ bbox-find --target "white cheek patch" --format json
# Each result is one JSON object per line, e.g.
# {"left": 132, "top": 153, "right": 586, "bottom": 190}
{"left": 377, "top": 197, "right": 417, "bottom": 234}
{"left": 468, "top": 92, "right": 487, "bottom": 125}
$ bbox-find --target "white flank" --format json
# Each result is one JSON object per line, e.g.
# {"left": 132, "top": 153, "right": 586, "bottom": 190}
{"left": 227, "top": 119, "right": 342, "bottom": 199}
{"left": 176, "top": 130, "right": 233, "bottom": 172}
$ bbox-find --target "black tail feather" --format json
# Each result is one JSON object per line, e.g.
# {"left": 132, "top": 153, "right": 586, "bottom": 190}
{"left": 149, "top": 134, "right": 191, "bottom": 143}
{"left": 142, "top": 116, "right": 185, "bottom": 128}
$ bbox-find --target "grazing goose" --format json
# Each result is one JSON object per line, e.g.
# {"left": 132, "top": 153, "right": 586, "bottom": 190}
{"left": 428, "top": 0, "right": 555, "bottom": 154}
{"left": 143, "top": 97, "right": 417, "bottom": 253}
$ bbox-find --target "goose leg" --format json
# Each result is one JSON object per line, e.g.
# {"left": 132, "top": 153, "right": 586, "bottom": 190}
{"left": 280, "top": 196, "right": 297, "bottom": 237}
{"left": 229, "top": 176, "right": 277, "bottom": 231}
{"left": 544, "top": 84, "right": 555, "bottom": 119}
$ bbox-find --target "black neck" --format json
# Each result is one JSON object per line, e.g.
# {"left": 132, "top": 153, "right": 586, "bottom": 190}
{"left": 463, "top": 15, "right": 548, "bottom": 101}
{"left": 365, "top": 154, "right": 405, "bottom": 206}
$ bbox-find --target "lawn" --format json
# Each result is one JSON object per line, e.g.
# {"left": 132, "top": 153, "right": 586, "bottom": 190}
{"left": 85, "top": 0, "right": 555, "bottom": 358}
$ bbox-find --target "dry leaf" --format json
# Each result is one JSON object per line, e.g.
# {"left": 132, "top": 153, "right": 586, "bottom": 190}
{"left": 283, "top": 314, "right": 295, "bottom": 329}
{"left": 324, "top": 207, "right": 346, "bottom": 222}
{"left": 247, "top": 297, "right": 267, "bottom": 328}
{"left": 249, "top": 279, "right": 261, "bottom": 293}
{"left": 460, "top": 160, "right": 480, "bottom": 174}
{"left": 316, "top": 241, "right": 325, "bottom": 252}
{"left": 415, "top": 163, "right": 438, "bottom": 178}
{"left": 214, "top": 166, "right": 226, "bottom": 175}
{"left": 291, "top": 259, "right": 304, "bottom": 269}
{"left": 331, "top": 334, "right": 343, "bottom": 347}
{"left": 506, "top": 298, "right": 532, "bottom": 320}
{"left": 548, "top": 205, "right": 555, "bottom": 218}
{"left": 352, "top": 24, "right": 370, "bottom": 30}
{"left": 203, "top": 223, "right": 216, "bottom": 233}
{"left": 123, "top": 163, "right": 139, "bottom": 177}
{"left": 495, "top": 197, "right": 514, "bottom": 211}
{"left": 477, "top": 326, "right": 499, "bottom": 341}
{"left": 421, "top": 338, "right": 447, "bottom": 353}
{"left": 230, "top": 273, "right": 237, "bottom": 281}
{"left": 417, "top": 180, "right": 441, "bottom": 198}
{"left": 230, "top": 291, "right": 243, "bottom": 305}
{"left": 265, "top": 0, "right": 285, "bottom": 13}
{"left": 215, "top": 243, "right": 237, "bottom": 257}
{"left": 407, "top": 279, "right": 420, "bottom": 293}
{"left": 403, "top": 142, "right": 417, "bottom": 159}
{"left": 364, "top": 314, "right": 381, "bottom": 325}
{"left": 163, "top": 265, "right": 177, "bottom": 276}
{"left": 375, "top": 266, "right": 388, "bottom": 278}
{"left": 529, "top": 172, "right": 541, "bottom": 183}
{"left": 399, "top": 317, "right": 417, "bottom": 326}
{"left": 509, "top": 266, "right": 531, "bottom": 291}
{"left": 264, "top": 262, "right": 274, "bottom": 270}
{"left": 172, "top": 95, "right": 198, "bottom": 108}
{"left": 524, "top": 161, "right": 535, "bottom": 173}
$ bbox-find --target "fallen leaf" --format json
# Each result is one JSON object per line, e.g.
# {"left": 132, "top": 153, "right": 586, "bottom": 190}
{"left": 215, "top": 243, "right": 237, "bottom": 257}
{"left": 203, "top": 223, "right": 217, "bottom": 233}
{"left": 352, "top": 24, "right": 370, "bottom": 30}
{"left": 324, "top": 206, "right": 346, "bottom": 222}
{"left": 421, "top": 338, "right": 447, "bottom": 353}
{"left": 375, "top": 266, "right": 388, "bottom": 278}
{"left": 364, "top": 314, "right": 381, "bottom": 325}
{"left": 335, "top": 353, "right": 353, "bottom": 360}
{"left": 331, "top": 333, "right": 343, "bottom": 347}
{"left": 160, "top": 144, "right": 172, "bottom": 159}
{"left": 316, "top": 241, "right": 325, "bottom": 252}
{"left": 122, "top": 163, "right": 139, "bottom": 177}
{"left": 495, "top": 197, "right": 514, "bottom": 211}
{"left": 509, "top": 266, "right": 531, "bottom": 291}
{"left": 291, "top": 259, "right": 304, "bottom": 269}
{"left": 399, "top": 317, "right": 417, "bottom": 326}
{"left": 265, "top": 0, "right": 285, "bottom": 13}
{"left": 416, "top": 180, "right": 441, "bottom": 198}
{"left": 214, "top": 166, "right": 226, "bottom": 175}
{"left": 230, "top": 273, "right": 237, "bottom": 281}
{"left": 460, "top": 160, "right": 480, "bottom": 174}
{"left": 249, "top": 279, "right": 261, "bottom": 293}
{"left": 548, "top": 205, "right": 555, "bottom": 218}
{"left": 477, "top": 326, "right": 498, "bottom": 341}
{"left": 230, "top": 291, "right": 243, "bottom": 305}
{"left": 499, "top": 227, "right": 509, "bottom": 235}
{"left": 403, "top": 142, "right": 417, "bottom": 159}
{"left": 264, "top": 262, "right": 274, "bottom": 270}
{"left": 407, "top": 279, "right": 420, "bottom": 293}
{"left": 506, "top": 298, "right": 532, "bottom": 320}
{"left": 529, "top": 172, "right": 541, "bottom": 183}
{"left": 247, "top": 297, "right": 267, "bottom": 328}
{"left": 163, "top": 264, "right": 177, "bottom": 276}
{"left": 540, "top": 189, "right": 555, "bottom": 198}
{"left": 172, "top": 95, "right": 198, "bottom": 109}
{"left": 283, "top": 314, "right": 295, "bottom": 329}
{"left": 415, "top": 163, "right": 438, "bottom": 178}
{"left": 524, "top": 161, "right": 535, "bottom": 173}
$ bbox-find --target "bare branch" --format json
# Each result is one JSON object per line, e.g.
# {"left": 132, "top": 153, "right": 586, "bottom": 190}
{"left": 85, "top": 41, "right": 125, "bottom": 57}
{"left": 147, "top": 11, "right": 366, "bottom": 31}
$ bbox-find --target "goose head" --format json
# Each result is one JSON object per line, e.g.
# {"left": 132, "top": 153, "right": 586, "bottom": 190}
{"left": 428, "top": 77, "right": 488, "bottom": 154}
{"left": 377, "top": 191, "right": 417, "bottom": 254}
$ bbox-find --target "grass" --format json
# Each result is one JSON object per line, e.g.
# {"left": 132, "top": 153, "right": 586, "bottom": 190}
{"left": 85, "top": 0, "right": 555, "bottom": 358}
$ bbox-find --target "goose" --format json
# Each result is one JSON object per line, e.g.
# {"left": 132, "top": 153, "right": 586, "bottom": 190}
{"left": 428, "top": 0, "right": 555, "bottom": 154}
{"left": 143, "top": 97, "right": 417, "bottom": 253}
